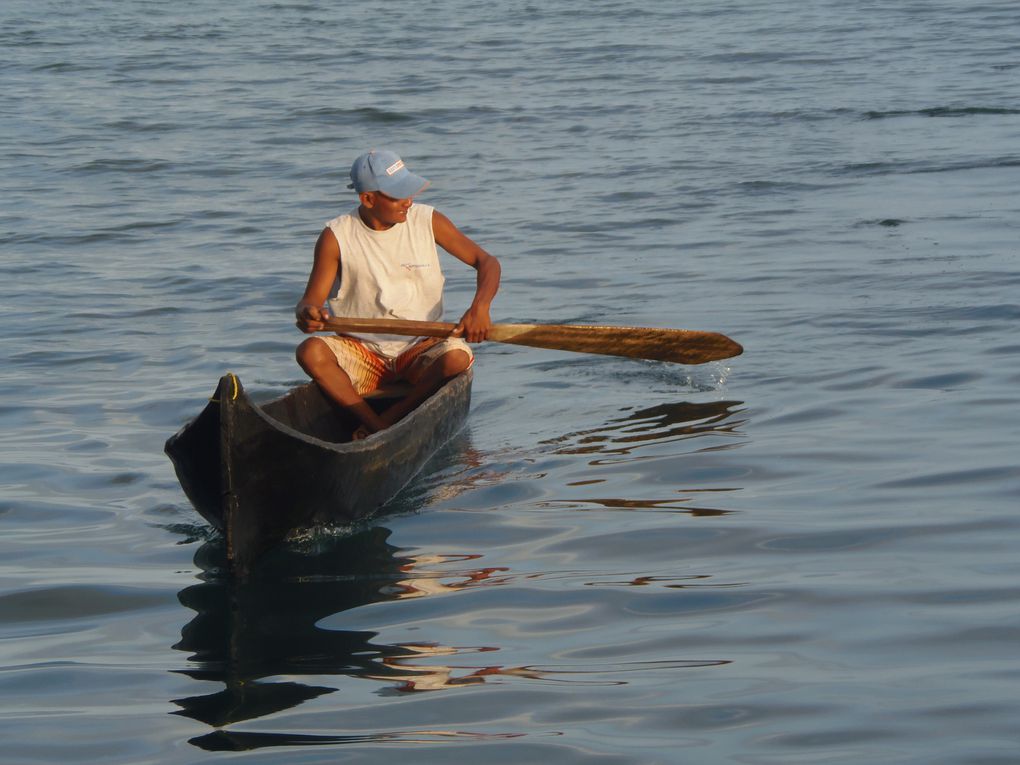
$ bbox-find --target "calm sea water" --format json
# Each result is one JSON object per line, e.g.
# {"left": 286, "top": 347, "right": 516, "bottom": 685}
{"left": 3, "top": 1, "right": 1020, "bottom": 762}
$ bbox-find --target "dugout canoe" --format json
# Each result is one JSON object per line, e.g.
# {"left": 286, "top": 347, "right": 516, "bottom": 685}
{"left": 165, "top": 370, "right": 472, "bottom": 572}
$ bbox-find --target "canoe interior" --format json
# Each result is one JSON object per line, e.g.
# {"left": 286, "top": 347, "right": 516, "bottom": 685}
{"left": 257, "top": 380, "right": 409, "bottom": 444}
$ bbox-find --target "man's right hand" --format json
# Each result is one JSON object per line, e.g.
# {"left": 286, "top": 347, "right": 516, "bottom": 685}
{"left": 295, "top": 304, "right": 331, "bottom": 333}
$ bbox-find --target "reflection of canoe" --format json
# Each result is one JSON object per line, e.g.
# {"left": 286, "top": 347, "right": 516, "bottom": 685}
{"left": 173, "top": 528, "right": 506, "bottom": 747}
{"left": 172, "top": 527, "right": 409, "bottom": 730}
{"left": 165, "top": 370, "right": 472, "bottom": 571}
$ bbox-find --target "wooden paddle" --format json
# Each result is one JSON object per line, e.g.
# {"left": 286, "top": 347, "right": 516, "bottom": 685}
{"left": 322, "top": 317, "right": 742, "bottom": 365}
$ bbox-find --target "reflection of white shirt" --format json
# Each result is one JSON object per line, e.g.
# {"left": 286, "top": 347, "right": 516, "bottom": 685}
{"left": 325, "top": 203, "right": 445, "bottom": 358}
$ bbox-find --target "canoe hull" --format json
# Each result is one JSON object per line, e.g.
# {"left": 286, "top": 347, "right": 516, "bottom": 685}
{"left": 165, "top": 371, "right": 472, "bottom": 571}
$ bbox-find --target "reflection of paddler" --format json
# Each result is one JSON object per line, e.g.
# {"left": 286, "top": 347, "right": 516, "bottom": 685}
{"left": 392, "top": 553, "right": 510, "bottom": 598}
{"left": 365, "top": 642, "right": 545, "bottom": 693}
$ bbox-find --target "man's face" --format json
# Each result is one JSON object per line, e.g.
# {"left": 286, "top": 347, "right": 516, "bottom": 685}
{"left": 363, "top": 190, "right": 413, "bottom": 228}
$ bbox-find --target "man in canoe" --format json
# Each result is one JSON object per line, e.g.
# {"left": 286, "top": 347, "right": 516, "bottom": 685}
{"left": 294, "top": 149, "right": 501, "bottom": 438}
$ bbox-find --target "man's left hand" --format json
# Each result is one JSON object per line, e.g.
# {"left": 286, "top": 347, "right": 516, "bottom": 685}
{"left": 454, "top": 305, "right": 492, "bottom": 343}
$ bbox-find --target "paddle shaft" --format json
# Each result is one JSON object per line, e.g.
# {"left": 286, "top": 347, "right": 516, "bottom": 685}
{"left": 322, "top": 318, "right": 742, "bottom": 365}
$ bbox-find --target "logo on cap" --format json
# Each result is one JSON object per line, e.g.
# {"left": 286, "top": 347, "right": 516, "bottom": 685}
{"left": 386, "top": 160, "right": 405, "bottom": 176}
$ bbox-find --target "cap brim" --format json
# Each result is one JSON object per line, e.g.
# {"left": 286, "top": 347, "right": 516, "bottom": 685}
{"left": 379, "top": 172, "right": 430, "bottom": 199}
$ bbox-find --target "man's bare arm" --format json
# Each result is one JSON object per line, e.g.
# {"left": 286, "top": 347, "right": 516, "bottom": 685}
{"left": 295, "top": 227, "right": 341, "bottom": 333}
{"left": 432, "top": 210, "right": 501, "bottom": 342}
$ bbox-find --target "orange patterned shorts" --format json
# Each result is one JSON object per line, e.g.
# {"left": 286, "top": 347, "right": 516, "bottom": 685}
{"left": 317, "top": 335, "right": 473, "bottom": 396}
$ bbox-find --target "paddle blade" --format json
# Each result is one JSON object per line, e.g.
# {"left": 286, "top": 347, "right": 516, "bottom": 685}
{"left": 487, "top": 324, "right": 743, "bottom": 365}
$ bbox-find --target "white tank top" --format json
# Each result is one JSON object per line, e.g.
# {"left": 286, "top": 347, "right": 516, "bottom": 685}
{"left": 325, "top": 203, "right": 445, "bottom": 358}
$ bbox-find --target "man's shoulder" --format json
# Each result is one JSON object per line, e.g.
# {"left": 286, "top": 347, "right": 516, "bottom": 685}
{"left": 409, "top": 203, "right": 436, "bottom": 220}
{"left": 326, "top": 205, "right": 360, "bottom": 228}
{"left": 407, "top": 203, "right": 437, "bottom": 236}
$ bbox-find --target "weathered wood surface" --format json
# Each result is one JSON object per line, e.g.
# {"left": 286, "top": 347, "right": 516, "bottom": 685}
{"left": 165, "top": 371, "right": 472, "bottom": 572}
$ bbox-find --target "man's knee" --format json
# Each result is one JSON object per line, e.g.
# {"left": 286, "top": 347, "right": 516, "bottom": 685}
{"left": 296, "top": 337, "right": 331, "bottom": 372}
{"left": 439, "top": 349, "right": 472, "bottom": 378}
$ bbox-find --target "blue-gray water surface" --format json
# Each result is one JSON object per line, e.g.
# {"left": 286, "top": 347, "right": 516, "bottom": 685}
{"left": 3, "top": 1, "right": 1019, "bottom": 763}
